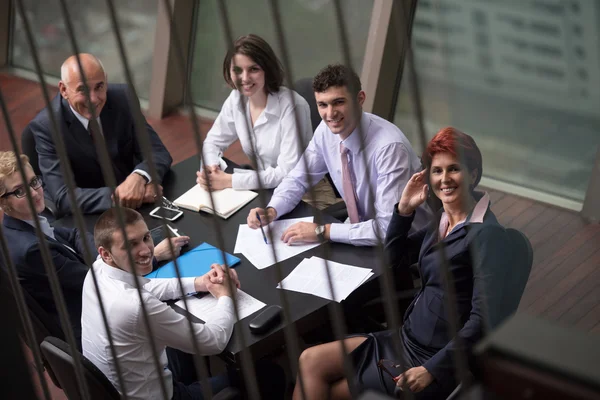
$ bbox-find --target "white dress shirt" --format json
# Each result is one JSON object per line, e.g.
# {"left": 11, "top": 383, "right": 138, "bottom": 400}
{"left": 81, "top": 258, "right": 235, "bottom": 400}
{"left": 70, "top": 105, "right": 151, "bottom": 183}
{"left": 202, "top": 87, "right": 312, "bottom": 190}
{"left": 268, "top": 112, "right": 430, "bottom": 246}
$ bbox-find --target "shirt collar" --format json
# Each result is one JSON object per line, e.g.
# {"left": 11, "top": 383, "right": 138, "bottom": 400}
{"left": 340, "top": 112, "right": 370, "bottom": 154}
{"left": 69, "top": 105, "right": 101, "bottom": 130}
{"left": 263, "top": 91, "right": 281, "bottom": 118}
{"left": 95, "top": 257, "right": 150, "bottom": 287}
{"left": 236, "top": 90, "right": 281, "bottom": 118}
{"left": 438, "top": 191, "right": 490, "bottom": 238}
{"left": 23, "top": 215, "right": 55, "bottom": 240}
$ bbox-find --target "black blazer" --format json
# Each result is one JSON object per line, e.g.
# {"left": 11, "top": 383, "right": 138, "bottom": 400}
{"left": 385, "top": 194, "right": 512, "bottom": 384}
{"left": 1, "top": 215, "right": 96, "bottom": 345}
{"left": 26, "top": 83, "right": 173, "bottom": 215}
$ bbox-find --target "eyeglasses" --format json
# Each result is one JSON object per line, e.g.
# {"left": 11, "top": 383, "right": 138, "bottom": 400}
{"left": 377, "top": 359, "right": 402, "bottom": 381}
{"left": 1, "top": 176, "right": 43, "bottom": 198}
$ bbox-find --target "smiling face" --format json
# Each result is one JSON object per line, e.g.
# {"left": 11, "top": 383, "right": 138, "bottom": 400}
{"left": 315, "top": 85, "right": 365, "bottom": 140}
{"left": 59, "top": 54, "right": 107, "bottom": 120}
{"left": 0, "top": 166, "right": 45, "bottom": 220}
{"left": 230, "top": 53, "right": 266, "bottom": 99}
{"left": 99, "top": 220, "right": 154, "bottom": 276}
{"left": 429, "top": 152, "right": 478, "bottom": 210}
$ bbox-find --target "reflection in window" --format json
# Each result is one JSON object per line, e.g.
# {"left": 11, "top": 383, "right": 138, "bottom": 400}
{"left": 395, "top": 0, "right": 599, "bottom": 203}
{"left": 190, "top": 0, "right": 373, "bottom": 111}
{"left": 11, "top": 0, "right": 157, "bottom": 99}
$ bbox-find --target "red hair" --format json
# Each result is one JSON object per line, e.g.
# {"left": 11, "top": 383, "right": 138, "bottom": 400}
{"left": 422, "top": 127, "right": 483, "bottom": 188}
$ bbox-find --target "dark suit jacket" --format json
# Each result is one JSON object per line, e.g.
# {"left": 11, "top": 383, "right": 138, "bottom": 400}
{"left": 384, "top": 193, "right": 511, "bottom": 385}
{"left": 1, "top": 215, "right": 97, "bottom": 346}
{"left": 26, "top": 83, "right": 173, "bottom": 215}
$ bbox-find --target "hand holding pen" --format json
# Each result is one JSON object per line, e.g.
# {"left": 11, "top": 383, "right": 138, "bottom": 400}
{"left": 256, "top": 212, "right": 268, "bottom": 244}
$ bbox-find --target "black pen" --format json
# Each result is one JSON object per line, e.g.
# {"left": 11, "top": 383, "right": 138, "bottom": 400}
{"left": 256, "top": 212, "right": 268, "bottom": 244}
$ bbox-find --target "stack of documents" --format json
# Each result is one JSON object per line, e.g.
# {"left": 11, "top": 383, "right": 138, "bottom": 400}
{"left": 234, "top": 217, "right": 322, "bottom": 269}
{"left": 174, "top": 289, "right": 266, "bottom": 322}
{"left": 173, "top": 184, "right": 258, "bottom": 219}
{"left": 277, "top": 257, "right": 373, "bottom": 302}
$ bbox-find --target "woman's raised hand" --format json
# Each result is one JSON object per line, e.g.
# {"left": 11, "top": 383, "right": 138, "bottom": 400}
{"left": 397, "top": 169, "right": 429, "bottom": 215}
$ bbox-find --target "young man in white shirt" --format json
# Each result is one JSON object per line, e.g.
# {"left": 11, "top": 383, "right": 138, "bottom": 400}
{"left": 81, "top": 207, "right": 240, "bottom": 400}
{"left": 247, "top": 64, "right": 429, "bottom": 247}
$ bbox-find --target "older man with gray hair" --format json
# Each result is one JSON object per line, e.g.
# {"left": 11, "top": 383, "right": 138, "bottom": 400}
{"left": 24, "top": 53, "right": 172, "bottom": 216}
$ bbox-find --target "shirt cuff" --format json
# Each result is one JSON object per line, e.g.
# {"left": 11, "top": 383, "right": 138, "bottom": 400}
{"left": 133, "top": 169, "right": 151, "bottom": 183}
{"left": 328, "top": 222, "right": 352, "bottom": 244}
{"left": 181, "top": 277, "right": 197, "bottom": 295}
{"left": 231, "top": 170, "right": 255, "bottom": 190}
{"left": 267, "top": 197, "right": 289, "bottom": 220}
{"left": 217, "top": 295, "right": 235, "bottom": 311}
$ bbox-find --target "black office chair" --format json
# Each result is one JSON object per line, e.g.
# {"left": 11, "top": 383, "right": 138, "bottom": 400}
{"left": 41, "top": 336, "right": 120, "bottom": 400}
{"left": 445, "top": 228, "right": 533, "bottom": 400}
{"left": 503, "top": 228, "right": 534, "bottom": 316}
{"left": 293, "top": 77, "right": 321, "bottom": 132}
{"left": 41, "top": 336, "right": 241, "bottom": 400}
{"left": 21, "top": 126, "right": 59, "bottom": 220}
{"left": 0, "top": 268, "right": 65, "bottom": 388}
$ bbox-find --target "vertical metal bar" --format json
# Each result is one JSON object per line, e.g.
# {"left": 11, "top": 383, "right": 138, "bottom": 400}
{"left": 265, "top": 0, "right": 369, "bottom": 397}
{"left": 10, "top": 3, "right": 94, "bottom": 398}
{"left": 582, "top": 144, "right": 600, "bottom": 221}
{"left": 0, "top": 220, "right": 52, "bottom": 400}
{"left": 331, "top": 0, "right": 414, "bottom": 396}
{"left": 0, "top": 0, "right": 10, "bottom": 68}
{"left": 111, "top": 0, "right": 262, "bottom": 397}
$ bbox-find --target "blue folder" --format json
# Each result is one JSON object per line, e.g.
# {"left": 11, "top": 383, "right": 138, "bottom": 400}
{"left": 144, "top": 242, "right": 240, "bottom": 279}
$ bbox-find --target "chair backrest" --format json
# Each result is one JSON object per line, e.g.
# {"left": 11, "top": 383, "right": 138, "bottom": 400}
{"left": 293, "top": 77, "right": 343, "bottom": 199}
{"left": 40, "top": 336, "right": 121, "bottom": 400}
{"left": 293, "top": 77, "right": 321, "bottom": 131}
{"left": 0, "top": 268, "right": 65, "bottom": 345}
{"left": 21, "top": 125, "right": 42, "bottom": 176}
{"left": 505, "top": 228, "right": 534, "bottom": 313}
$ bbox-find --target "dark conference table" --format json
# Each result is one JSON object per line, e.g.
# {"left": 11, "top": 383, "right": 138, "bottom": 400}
{"left": 58, "top": 156, "right": 388, "bottom": 364}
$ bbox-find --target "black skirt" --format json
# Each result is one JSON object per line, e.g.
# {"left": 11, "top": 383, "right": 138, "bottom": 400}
{"left": 350, "top": 328, "right": 455, "bottom": 399}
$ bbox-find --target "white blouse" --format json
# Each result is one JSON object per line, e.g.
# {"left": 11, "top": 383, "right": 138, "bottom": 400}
{"left": 202, "top": 87, "right": 313, "bottom": 190}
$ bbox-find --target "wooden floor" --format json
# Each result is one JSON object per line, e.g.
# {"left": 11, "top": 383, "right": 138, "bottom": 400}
{"left": 2, "top": 73, "right": 599, "bottom": 397}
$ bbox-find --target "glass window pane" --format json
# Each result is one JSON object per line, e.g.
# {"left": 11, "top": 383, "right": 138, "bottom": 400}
{"left": 11, "top": 0, "right": 158, "bottom": 99}
{"left": 394, "top": 0, "right": 599, "bottom": 203}
{"left": 191, "top": 0, "right": 374, "bottom": 111}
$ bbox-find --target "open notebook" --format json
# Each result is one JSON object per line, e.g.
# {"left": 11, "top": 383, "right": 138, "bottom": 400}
{"left": 173, "top": 184, "right": 258, "bottom": 219}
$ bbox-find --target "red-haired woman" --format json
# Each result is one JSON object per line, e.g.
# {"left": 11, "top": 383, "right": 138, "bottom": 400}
{"left": 293, "top": 127, "right": 511, "bottom": 399}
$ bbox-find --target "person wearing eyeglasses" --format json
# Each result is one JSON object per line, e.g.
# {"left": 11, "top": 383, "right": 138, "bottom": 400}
{"left": 0, "top": 151, "right": 188, "bottom": 348}
{"left": 293, "top": 128, "right": 511, "bottom": 399}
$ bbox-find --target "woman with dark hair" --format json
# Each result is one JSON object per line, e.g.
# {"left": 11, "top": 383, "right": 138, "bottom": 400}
{"left": 197, "top": 33, "right": 313, "bottom": 190}
{"left": 293, "top": 127, "right": 511, "bottom": 399}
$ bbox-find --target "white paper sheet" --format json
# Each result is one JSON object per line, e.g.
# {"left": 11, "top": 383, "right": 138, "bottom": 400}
{"left": 175, "top": 289, "right": 266, "bottom": 322}
{"left": 277, "top": 256, "right": 373, "bottom": 302}
{"left": 234, "top": 217, "right": 322, "bottom": 269}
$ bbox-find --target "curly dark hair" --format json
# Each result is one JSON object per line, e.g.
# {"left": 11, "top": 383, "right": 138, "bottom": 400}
{"left": 312, "top": 64, "right": 362, "bottom": 96}
{"left": 222, "top": 34, "right": 284, "bottom": 94}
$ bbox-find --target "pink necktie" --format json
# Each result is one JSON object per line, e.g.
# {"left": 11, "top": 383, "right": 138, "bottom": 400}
{"left": 340, "top": 143, "right": 360, "bottom": 223}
